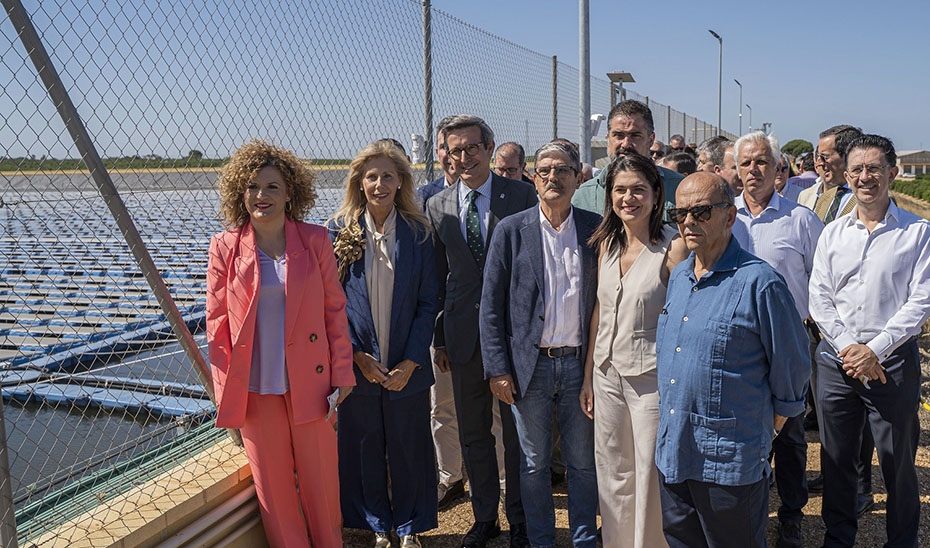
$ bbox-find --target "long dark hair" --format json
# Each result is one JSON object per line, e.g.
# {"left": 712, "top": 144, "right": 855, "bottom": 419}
{"left": 588, "top": 153, "right": 665, "bottom": 254}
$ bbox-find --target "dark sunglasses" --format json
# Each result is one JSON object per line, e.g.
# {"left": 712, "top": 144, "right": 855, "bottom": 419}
{"left": 666, "top": 202, "right": 730, "bottom": 223}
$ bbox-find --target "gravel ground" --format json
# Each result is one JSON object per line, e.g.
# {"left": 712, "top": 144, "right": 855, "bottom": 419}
{"left": 343, "top": 331, "right": 930, "bottom": 547}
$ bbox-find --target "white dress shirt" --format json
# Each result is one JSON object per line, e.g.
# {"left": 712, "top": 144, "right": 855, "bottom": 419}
{"left": 457, "top": 173, "right": 492, "bottom": 243}
{"left": 809, "top": 200, "right": 930, "bottom": 361}
{"left": 539, "top": 206, "right": 583, "bottom": 347}
{"left": 732, "top": 192, "right": 824, "bottom": 319}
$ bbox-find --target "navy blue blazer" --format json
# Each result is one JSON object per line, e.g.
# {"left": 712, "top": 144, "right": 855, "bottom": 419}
{"left": 479, "top": 206, "right": 601, "bottom": 400}
{"left": 328, "top": 214, "right": 439, "bottom": 399}
{"left": 417, "top": 176, "right": 447, "bottom": 210}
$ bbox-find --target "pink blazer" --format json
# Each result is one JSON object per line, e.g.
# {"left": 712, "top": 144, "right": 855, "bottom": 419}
{"left": 206, "top": 218, "right": 355, "bottom": 429}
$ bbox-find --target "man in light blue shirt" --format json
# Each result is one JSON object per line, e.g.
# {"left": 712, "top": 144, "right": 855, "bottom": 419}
{"left": 730, "top": 131, "right": 823, "bottom": 548}
{"left": 655, "top": 172, "right": 810, "bottom": 548}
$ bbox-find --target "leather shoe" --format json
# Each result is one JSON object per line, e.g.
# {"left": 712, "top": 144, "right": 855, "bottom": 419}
{"left": 374, "top": 532, "right": 392, "bottom": 548}
{"left": 775, "top": 520, "right": 802, "bottom": 548}
{"left": 509, "top": 522, "right": 530, "bottom": 548}
{"left": 438, "top": 479, "right": 465, "bottom": 511}
{"left": 857, "top": 492, "right": 875, "bottom": 517}
{"left": 400, "top": 534, "right": 422, "bottom": 548}
{"left": 461, "top": 520, "right": 501, "bottom": 548}
{"left": 807, "top": 473, "right": 823, "bottom": 493}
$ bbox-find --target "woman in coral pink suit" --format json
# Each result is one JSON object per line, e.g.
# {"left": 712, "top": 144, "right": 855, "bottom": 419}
{"left": 206, "top": 140, "right": 354, "bottom": 548}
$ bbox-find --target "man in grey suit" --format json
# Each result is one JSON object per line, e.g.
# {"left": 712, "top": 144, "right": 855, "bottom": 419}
{"left": 426, "top": 114, "right": 537, "bottom": 548}
{"left": 480, "top": 141, "right": 600, "bottom": 548}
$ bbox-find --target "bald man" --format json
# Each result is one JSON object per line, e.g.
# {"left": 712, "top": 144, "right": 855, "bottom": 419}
{"left": 656, "top": 173, "right": 810, "bottom": 548}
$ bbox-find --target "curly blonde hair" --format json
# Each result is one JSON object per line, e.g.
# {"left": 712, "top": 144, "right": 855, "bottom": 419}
{"left": 329, "top": 140, "right": 430, "bottom": 237}
{"left": 216, "top": 139, "right": 318, "bottom": 228}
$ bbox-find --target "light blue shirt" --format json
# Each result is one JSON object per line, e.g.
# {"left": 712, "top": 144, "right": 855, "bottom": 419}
{"left": 248, "top": 248, "right": 289, "bottom": 394}
{"left": 655, "top": 236, "right": 810, "bottom": 486}
{"left": 732, "top": 192, "right": 824, "bottom": 319}
{"left": 457, "top": 172, "right": 493, "bottom": 243}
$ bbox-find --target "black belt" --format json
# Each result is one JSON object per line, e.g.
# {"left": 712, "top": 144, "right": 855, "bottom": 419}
{"left": 539, "top": 346, "right": 581, "bottom": 358}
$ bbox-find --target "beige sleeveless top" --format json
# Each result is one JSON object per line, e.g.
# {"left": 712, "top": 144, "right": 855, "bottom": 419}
{"left": 593, "top": 225, "right": 676, "bottom": 376}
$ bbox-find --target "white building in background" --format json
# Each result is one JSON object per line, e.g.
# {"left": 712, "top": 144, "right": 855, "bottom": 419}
{"left": 897, "top": 150, "right": 930, "bottom": 177}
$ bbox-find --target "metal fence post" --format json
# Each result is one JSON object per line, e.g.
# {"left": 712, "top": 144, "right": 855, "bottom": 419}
{"left": 682, "top": 114, "right": 686, "bottom": 142}
{"left": 422, "top": 0, "right": 434, "bottom": 183}
{"left": 2, "top": 0, "right": 241, "bottom": 447}
{"left": 666, "top": 105, "right": 671, "bottom": 143}
{"left": 552, "top": 55, "right": 558, "bottom": 140}
{"left": 0, "top": 399, "right": 16, "bottom": 548}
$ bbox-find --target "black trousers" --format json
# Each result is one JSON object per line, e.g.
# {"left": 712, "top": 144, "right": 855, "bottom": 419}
{"left": 772, "top": 413, "right": 807, "bottom": 524}
{"left": 816, "top": 338, "right": 920, "bottom": 548}
{"left": 659, "top": 472, "right": 769, "bottom": 548}
{"left": 450, "top": 343, "right": 525, "bottom": 524}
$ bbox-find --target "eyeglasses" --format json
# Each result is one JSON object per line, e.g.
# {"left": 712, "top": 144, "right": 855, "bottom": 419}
{"left": 816, "top": 153, "right": 833, "bottom": 163}
{"left": 495, "top": 166, "right": 522, "bottom": 177}
{"left": 847, "top": 164, "right": 888, "bottom": 178}
{"left": 651, "top": 150, "right": 666, "bottom": 159}
{"left": 666, "top": 202, "right": 730, "bottom": 224}
{"left": 534, "top": 165, "right": 577, "bottom": 178}
{"left": 447, "top": 143, "right": 485, "bottom": 159}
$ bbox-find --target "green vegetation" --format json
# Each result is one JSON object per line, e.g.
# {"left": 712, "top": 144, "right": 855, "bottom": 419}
{"left": 0, "top": 155, "right": 226, "bottom": 171}
{"left": 891, "top": 176, "right": 930, "bottom": 202}
{"left": 781, "top": 139, "right": 813, "bottom": 157}
{"left": 0, "top": 155, "right": 356, "bottom": 171}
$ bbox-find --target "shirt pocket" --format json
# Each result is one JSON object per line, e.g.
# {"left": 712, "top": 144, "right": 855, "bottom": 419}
{"left": 689, "top": 412, "right": 737, "bottom": 461}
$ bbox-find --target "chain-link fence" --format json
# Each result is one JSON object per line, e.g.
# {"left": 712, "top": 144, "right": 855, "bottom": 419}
{"left": 1, "top": 0, "right": 734, "bottom": 544}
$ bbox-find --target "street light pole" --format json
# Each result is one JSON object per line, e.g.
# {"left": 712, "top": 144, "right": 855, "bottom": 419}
{"left": 579, "top": 0, "right": 591, "bottom": 164}
{"left": 709, "top": 30, "right": 722, "bottom": 135}
{"left": 746, "top": 103, "right": 752, "bottom": 132}
{"left": 734, "top": 79, "right": 742, "bottom": 135}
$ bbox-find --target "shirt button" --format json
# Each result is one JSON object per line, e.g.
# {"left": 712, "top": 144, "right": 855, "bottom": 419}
{"left": 683, "top": 316, "right": 688, "bottom": 322}
{"left": 669, "top": 408, "right": 675, "bottom": 414}
{"left": 691, "top": 287, "right": 697, "bottom": 292}
{"left": 670, "top": 379, "right": 676, "bottom": 384}
{"left": 309, "top": 333, "right": 318, "bottom": 342}
{"left": 474, "top": 303, "right": 480, "bottom": 310}
{"left": 857, "top": 306, "right": 862, "bottom": 311}
{"left": 316, "top": 365, "right": 324, "bottom": 374}
{"left": 859, "top": 280, "right": 864, "bottom": 285}
{"left": 676, "top": 347, "right": 681, "bottom": 352}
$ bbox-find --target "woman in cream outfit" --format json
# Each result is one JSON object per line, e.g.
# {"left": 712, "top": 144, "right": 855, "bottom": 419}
{"left": 581, "top": 154, "right": 688, "bottom": 548}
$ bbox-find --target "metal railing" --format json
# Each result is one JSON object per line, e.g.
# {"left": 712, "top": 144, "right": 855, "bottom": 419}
{"left": 0, "top": 0, "right": 732, "bottom": 544}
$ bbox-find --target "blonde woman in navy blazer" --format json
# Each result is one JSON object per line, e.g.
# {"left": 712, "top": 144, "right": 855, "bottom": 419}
{"left": 328, "top": 140, "right": 439, "bottom": 548}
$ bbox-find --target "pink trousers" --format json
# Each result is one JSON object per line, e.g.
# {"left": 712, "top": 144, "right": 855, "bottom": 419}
{"left": 240, "top": 391, "right": 342, "bottom": 548}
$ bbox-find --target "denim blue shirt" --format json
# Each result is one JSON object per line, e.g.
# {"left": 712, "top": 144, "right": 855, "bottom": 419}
{"left": 655, "top": 236, "right": 810, "bottom": 486}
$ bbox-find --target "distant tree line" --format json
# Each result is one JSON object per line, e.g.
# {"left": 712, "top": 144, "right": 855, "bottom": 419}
{"left": 0, "top": 150, "right": 226, "bottom": 171}
{"left": 0, "top": 150, "right": 360, "bottom": 171}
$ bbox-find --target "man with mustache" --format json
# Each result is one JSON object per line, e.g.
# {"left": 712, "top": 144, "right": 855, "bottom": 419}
{"left": 730, "top": 131, "right": 823, "bottom": 548}
{"left": 426, "top": 114, "right": 537, "bottom": 548}
{"left": 655, "top": 172, "right": 810, "bottom": 548}
{"left": 572, "top": 100, "right": 683, "bottom": 220}
{"left": 480, "top": 141, "right": 600, "bottom": 548}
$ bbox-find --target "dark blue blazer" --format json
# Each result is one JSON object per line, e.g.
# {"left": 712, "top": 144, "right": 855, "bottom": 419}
{"left": 328, "top": 214, "right": 439, "bottom": 399}
{"left": 417, "top": 176, "right": 447, "bottom": 210}
{"left": 479, "top": 206, "right": 601, "bottom": 400}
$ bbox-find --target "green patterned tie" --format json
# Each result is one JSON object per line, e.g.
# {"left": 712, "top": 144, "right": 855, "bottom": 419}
{"left": 466, "top": 190, "right": 484, "bottom": 263}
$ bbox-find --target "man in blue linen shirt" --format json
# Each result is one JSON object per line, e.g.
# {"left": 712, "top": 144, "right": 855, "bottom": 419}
{"left": 731, "top": 131, "right": 823, "bottom": 547}
{"left": 655, "top": 172, "right": 810, "bottom": 548}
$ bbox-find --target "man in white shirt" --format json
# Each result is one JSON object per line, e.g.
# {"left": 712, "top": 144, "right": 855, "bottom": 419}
{"left": 731, "top": 131, "right": 823, "bottom": 548}
{"left": 809, "top": 134, "right": 930, "bottom": 548}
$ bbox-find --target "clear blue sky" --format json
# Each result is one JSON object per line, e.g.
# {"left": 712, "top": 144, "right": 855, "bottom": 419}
{"left": 2, "top": 0, "right": 927, "bottom": 160}
{"left": 433, "top": 0, "right": 930, "bottom": 150}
